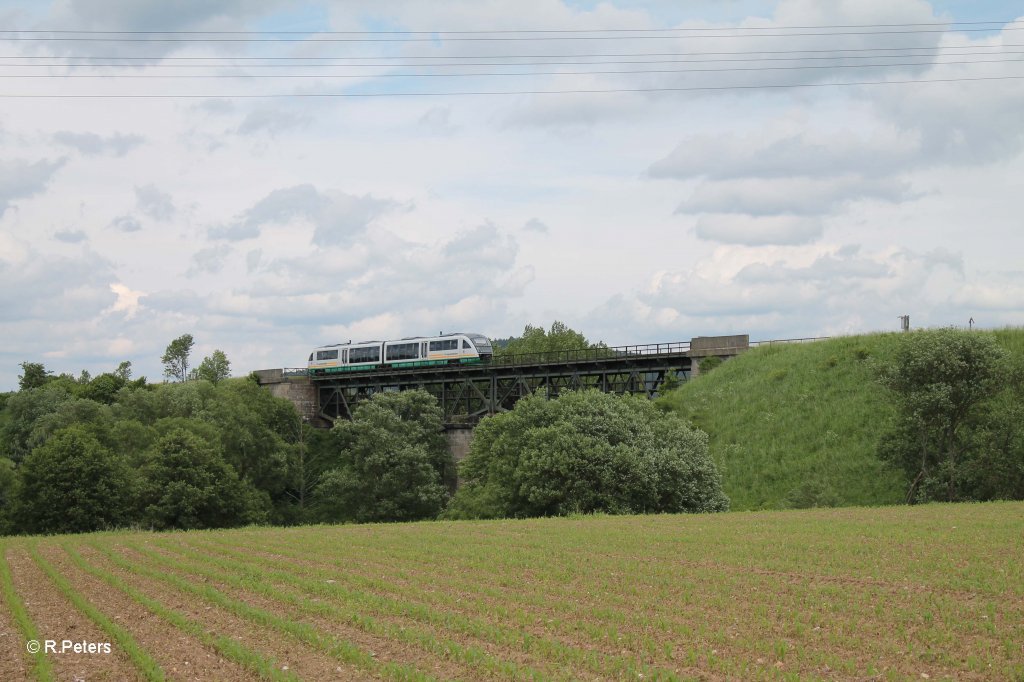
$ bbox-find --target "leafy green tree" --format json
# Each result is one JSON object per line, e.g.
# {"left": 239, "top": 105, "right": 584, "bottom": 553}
{"left": 137, "top": 429, "right": 269, "bottom": 530}
{"left": 18, "top": 362, "right": 52, "bottom": 391}
{"left": 0, "top": 382, "right": 77, "bottom": 462}
{"left": 446, "top": 390, "right": 728, "bottom": 519}
{"left": 495, "top": 321, "right": 606, "bottom": 360}
{"left": 877, "top": 328, "right": 1010, "bottom": 503}
{"left": 314, "top": 390, "right": 452, "bottom": 523}
{"left": 161, "top": 333, "right": 195, "bottom": 382}
{"left": 0, "top": 457, "right": 16, "bottom": 535}
{"left": 114, "top": 361, "right": 133, "bottom": 381}
{"left": 204, "top": 379, "right": 293, "bottom": 499}
{"left": 11, "top": 425, "right": 135, "bottom": 534}
{"left": 698, "top": 356, "right": 723, "bottom": 374}
{"left": 195, "top": 350, "right": 231, "bottom": 384}
{"left": 280, "top": 421, "right": 335, "bottom": 524}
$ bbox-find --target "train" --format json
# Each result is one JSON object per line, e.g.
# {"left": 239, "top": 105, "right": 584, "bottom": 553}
{"left": 308, "top": 332, "right": 494, "bottom": 376}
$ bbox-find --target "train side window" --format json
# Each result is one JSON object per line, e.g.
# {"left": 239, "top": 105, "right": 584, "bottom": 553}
{"left": 463, "top": 339, "right": 471, "bottom": 349}
{"left": 308, "top": 353, "right": 313, "bottom": 362}
{"left": 429, "top": 340, "right": 441, "bottom": 352}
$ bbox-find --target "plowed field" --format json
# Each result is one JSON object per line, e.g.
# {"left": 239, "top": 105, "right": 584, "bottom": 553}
{"left": 2, "top": 502, "right": 1022, "bottom": 680}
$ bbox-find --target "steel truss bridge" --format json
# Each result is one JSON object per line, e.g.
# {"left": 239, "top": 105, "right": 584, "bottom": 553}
{"left": 300, "top": 335, "right": 749, "bottom": 424}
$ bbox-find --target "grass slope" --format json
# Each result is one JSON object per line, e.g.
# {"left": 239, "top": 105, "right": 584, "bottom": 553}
{"left": 660, "top": 328, "right": 1024, "bottom": 511}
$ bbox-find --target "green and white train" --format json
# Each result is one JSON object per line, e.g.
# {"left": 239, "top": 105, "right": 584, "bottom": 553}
{"left": 308, "top": 332, "right": 494, "bottom": 376}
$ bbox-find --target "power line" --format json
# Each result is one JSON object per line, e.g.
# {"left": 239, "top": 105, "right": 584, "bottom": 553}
{"left": 0, "top": 74, "right": 1020, "bottom": 98}
{"left": 2, "top": 27, "right": 1024, "bottom": 42}
{"left": 6, "top": 44, "right": 1022, "bottom": 63}
{"left": 4, "top": 58, "right": 1021, "bottom": 79}
{"left": 5, "top": 51, "right": 1024, "bottom": 70}
{"left": 2, "top": 20, "right": 1020, "bottom": 35}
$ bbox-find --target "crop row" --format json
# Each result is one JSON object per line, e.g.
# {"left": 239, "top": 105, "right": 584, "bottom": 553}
{"left": 1, "top": 503, "right": 1022, "bottom": 681}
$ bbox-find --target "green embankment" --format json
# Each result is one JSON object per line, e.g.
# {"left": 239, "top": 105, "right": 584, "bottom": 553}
{"left": 659, "top": 328, "right": 1024, "bottom": 511}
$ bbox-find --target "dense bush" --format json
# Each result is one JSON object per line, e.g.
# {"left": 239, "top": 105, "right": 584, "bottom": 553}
{"left": 446, "top": 390, "right": 729, "bottom": 519}
{"left": 138, "top": 429, "right": 269, "bottom": 530}
{"left": 11, "top": 425, "right": 136, "bottom": 534}
{"left": 0, "top": 360, "right": 310, "bottom": 534}
{"left": 877, "top": 328, "right": 1024, "bottom": 503}
{"left": 314, "top": 390, "right": 453, "bottom": 524}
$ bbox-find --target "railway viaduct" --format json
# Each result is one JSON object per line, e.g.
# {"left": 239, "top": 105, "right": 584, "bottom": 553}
{"left": 254, "top": 334, "right": 749, "bottom": 460}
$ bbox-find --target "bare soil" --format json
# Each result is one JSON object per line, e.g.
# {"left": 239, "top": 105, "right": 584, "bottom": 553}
{"left": 5, "top": 545, "right": 142, "bottom": 681}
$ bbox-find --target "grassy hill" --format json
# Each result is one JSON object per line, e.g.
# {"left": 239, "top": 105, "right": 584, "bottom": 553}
{"left": 659, "top": 328, "right": 1024, "bottom": 511}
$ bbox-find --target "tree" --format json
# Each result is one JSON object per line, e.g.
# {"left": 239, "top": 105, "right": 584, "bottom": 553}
{"left": 161, "top": 334, "right": 195, "bottom": 382}
{"left": 18, "top": 362, "right": 51, "bottom": 391}
{"left": 114, "top": 361, "right": 133, "bottom": 381}
{"left": 877, "top": 328, "right": 1008, "bottom": 503}
{"left": 445, "top": 390, "right": 729, "bottom": 519}
{"left": 0, "top": 382, "right": 77, "bottom": 462}
{"left": 0, "top": 457, "right": 16, "bottom": 535}
{"left": 11, "top": 425, "right": 135, "bottom": 534}
{"left": 495, "top": 321, "right": 607, "bottom": 360}
{"left": 195, "top": 349, "right": 231, "bottom": 384}
{"left": 314, "top": 389, "right": 452, "bottom": 523}
{"left": 137, "top": 428, "right": 269, "bottom": 530}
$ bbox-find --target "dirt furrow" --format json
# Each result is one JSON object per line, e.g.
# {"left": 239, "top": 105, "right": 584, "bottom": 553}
{"left": 0, "top": 559, "right": 32, "bottom": 682}
{"left": 72, "top": 543, "right": 375, "bottom": 682}
{"left": 109, "top": 541, "right": 498, "bottom": 681}
{"left": 36, "top": 541, "right": 255, "bottom": 682}
{"left": 5, "top": 544, "right": 142, "bottom": 682}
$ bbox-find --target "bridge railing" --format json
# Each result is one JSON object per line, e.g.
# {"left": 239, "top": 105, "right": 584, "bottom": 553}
{"left": 491, "top": 340, "right": 692, "bottom": 367}
{"left": 749, "top": 336, "right": 829, "bottom": 347}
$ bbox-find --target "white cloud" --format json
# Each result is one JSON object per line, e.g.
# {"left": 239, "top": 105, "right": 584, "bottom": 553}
{"left": 0, "top": 158, "right": 65, "bottom": 215}
{"left": 135, "top": 185, "right": 176, "bottom": 222}
{"left": 694, "top": 215, "right": 823, "bottom": 246}
{"left": 53, "top": 131, "right": 144, "bottom": 157}
{"left": 1, "top": 0, "right": 1023, "bottom": 388}
{"left": 54, "top": 229, "right": 88, "bottom": 244}
{"left": 106, "top": 283, "right": 144, "bottom": 319}
{"left": 681, "top": 176, "right": 914, "bottom": 217}
{"left": 237, "top": 107, "right": 312, "bottom": 136}
{"left": 523, "top": 218, "right": 550, "bottom": 233}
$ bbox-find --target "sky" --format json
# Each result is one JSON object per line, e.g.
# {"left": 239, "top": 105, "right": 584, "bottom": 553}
{"left": 0, "top": 0, "right": 1022, "bottom": 389}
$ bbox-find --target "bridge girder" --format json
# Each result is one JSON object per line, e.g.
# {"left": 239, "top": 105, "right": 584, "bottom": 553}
{"left": 313, "top": 355, "right": 693, "bottom": 424}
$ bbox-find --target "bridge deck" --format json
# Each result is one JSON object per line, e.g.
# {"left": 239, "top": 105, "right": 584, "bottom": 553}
{"left": 293, "top": 335, "right": 749, "bottom": 423}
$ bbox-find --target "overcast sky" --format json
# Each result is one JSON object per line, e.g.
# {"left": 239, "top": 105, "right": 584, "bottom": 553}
{"left": 1, "top": 0, "right": 1022, "bottom": 389}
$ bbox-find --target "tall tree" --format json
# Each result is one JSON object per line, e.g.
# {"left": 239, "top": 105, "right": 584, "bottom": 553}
{"left": 137, "top": 428, "right": 269, "bottom": 530}
{"left": 17, "top": 362, "right": 51, "bottom": 391}
{"left": 495, "top": 321, "right": 607, "bottom": 360}
{"left": 195, "top": 349, "right": 231, "bottom": 384}
{"left": 315, "top": 390, "right": 452, "bottom": 523}
{"left": 877, "top": 328, "right": 1008, "bottom": 503}
{"left": 11, "top": 425, "right": 135, "bottom": 534}
{"left": 161, "top": 334, "right": 195, "bottom": 383}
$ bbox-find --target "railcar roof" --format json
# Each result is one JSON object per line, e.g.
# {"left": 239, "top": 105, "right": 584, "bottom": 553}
{"left": 313, "top": 332, "right": 490, "bottom": 349}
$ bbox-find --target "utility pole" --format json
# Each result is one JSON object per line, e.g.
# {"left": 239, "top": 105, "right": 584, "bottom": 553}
{"left": 969, "top": 317, "right": 974, "bottom": 330}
